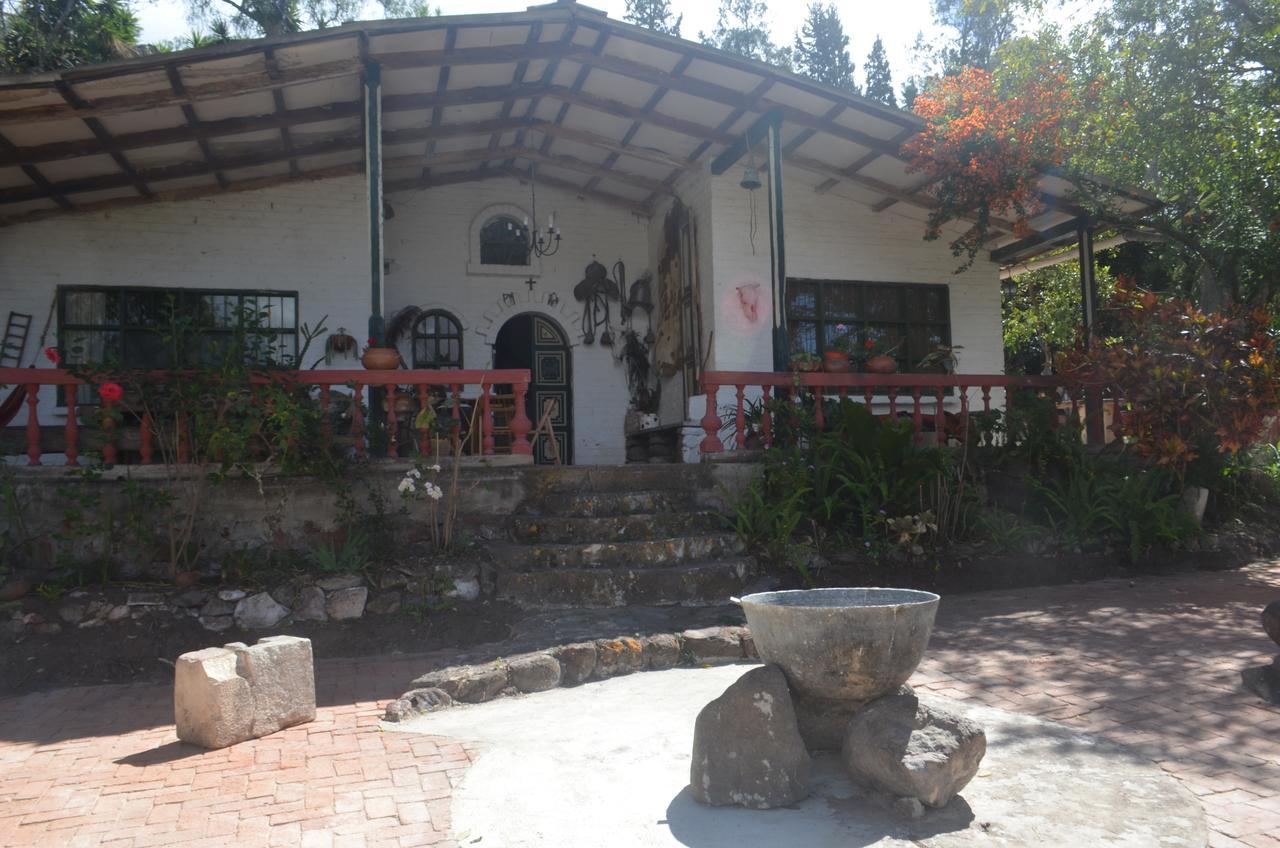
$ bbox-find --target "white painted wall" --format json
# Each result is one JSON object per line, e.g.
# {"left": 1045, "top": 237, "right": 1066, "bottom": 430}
{"left": 0, "top": 177, "right": 369, "bottom": 437}
{"left": 384, "top": 176, "right": 652, "bottom": 466}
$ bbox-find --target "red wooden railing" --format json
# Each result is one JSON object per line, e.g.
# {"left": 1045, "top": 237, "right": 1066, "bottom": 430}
{"left": 697, "top": 371, "right": 1116, "bottom": 454}
{"left": 0, "top": 367, "right": 534, "bottom": 466}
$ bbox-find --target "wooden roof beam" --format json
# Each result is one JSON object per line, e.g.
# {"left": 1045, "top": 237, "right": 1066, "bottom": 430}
{"left": 164, "top": 66, "right": 228, "bottom": 190}
{"left": 263, "top": 49, "right": 300, "bottom": 179}
{"left": 420, "top": 26, "right": 457, "bottom": 185}
{"left": 814, "top": 126, "right": 918, "bottom": 195}
{"left": 511, "top": 20, "right": 577, "bottom": 166}
{"left": 0, "top": 131, "right": 72, "bottom": 210}
{"left": 55, "top": 80, "right": 152, "bottom": 198}
{"left": 486, "top": 21, "right": 543, "bottom": 164}
{"left": 500, "top": 163, "right": 649, "bottom": 216}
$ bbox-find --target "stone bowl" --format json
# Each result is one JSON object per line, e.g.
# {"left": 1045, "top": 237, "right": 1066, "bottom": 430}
{"left": 738, "top": 587, "right": 940, "bottom": 702}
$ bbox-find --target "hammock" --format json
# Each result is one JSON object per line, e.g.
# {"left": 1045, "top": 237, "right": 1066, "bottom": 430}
{"left": 0, "top": 383, "right": 28, "bottom": 430}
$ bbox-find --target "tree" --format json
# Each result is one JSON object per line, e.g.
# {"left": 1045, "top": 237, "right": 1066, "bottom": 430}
{"left": 1, "top": 0, "right": 138, "bottom": 73}
{"left": 183, "top": 0, "right": 435, "bottom": 39}
{"left": 900, "top": 77, "right": 921, "bottom": 111}
{"left": 701, "top": 0, "right": 791, "bottom": 69}
{"left": 792, "top": 3, "right": 855, "bottom": 92}
{"left": 1002, "top": 260, "right": 1115, "bottom": 373}
{"left": 863, "top": 35, "right": 894, "bottom": 106}
{"left": 623, "top": 0, "right": 681, "bottom": 37}
{"left": 931, "top": 0, "right": 1020, "bottom": 73}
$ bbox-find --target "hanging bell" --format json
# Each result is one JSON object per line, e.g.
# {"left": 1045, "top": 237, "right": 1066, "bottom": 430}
{"left": 600, "top": 329, "right": 615, "bottom": 347}
{"left": 740, "top": 166, "right": 762, "bottom": 191}
{"left": 644, "top": 328, "right": 655, "bottom": 345}
{"left": 583, "top": 330, "right": 595, "bottom": 346}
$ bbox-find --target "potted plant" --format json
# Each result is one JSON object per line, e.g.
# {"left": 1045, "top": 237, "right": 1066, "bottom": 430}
{"left": 822, "top": 325, "right": 855, "bottom": 372}
{"left": 918, "top": 344, "right": 963, "bottom": 374}
{"left": 858, "top": 336, "right": 902, "bottom": 374}
{"left": 325, "top": 328, "right": 359, "bottom": 364}
{"left": 361, "top": 339, "right": 402, "bottom": 370}
{"left": 789, "top": 351, "right": 822, "bottom": 372}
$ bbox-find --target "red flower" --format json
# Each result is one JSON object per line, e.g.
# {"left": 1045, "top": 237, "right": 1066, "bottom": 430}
{"left": 367, "top": 337, "right": 376, "bottom": 346}
{"left": 43, "top": 346, "right": 60, "bottom": 365}
{"left": 99, "top": 382, "right": 123, "bottom": 403}
{"left": 864, "top": 339, "right": 875, "bottom": 350}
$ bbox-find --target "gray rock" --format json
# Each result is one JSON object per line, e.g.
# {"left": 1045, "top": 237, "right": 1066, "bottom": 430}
{"left": 682, "top": 627, "right": 745, "bottom": 665}
{"left": 642, "top": 633, "right": 680, "bottom": 670}
{"left": 1264, "top": 600, "right": 1280, "bottom": 647}
{"left": 57, "top": 604, "right": 85, "bottom": 625}
{"left": 325, "top": 586, "right": 368, "bottom": 620}
{"left": 367, "top": 591, "right": 402, "bottom": 616}
{"left": 200, "top": 597, "right": 235, "bottom": 618}
{"left": 594, "top": 637, "right": 645, "bottom": 678}
{"left": 447, "top": 577, "right": 481, "bottom": 602}
{"left": 842, "top": 690, "right": 987, "bottom": 808}
{"left": 411, "top": 664, "right": 509, "bottom": 704}
{"left": 233, "top": 593, "right": 289, "bottom": 630}
{"left": 292, "top": 586, "right": 327, "bottom": 622}
{"left": 690, "top": 664, "right": 810, "bottom": 809}
{"left": 201, "top": 615, "right": 234, "bottom": 632}
{"left": 126, "top": 592, "right": 166, "bottom": 607}
{"left": 1241, "top": 659, "right": 1280, "bottom": 704}
{"left": 508, "top": 653, "right": 562, "bottom": 693}
{"left": 792, "top": 690, "right": 872, "bottom": 752}
{"left": 551, "top": 642, "right": 597, "bottom": 685}
{"left": 315, "top": 574, "right": 364, "bottom": 592}
{"left": 226, "top": 636, "right": 316, "bottom": 738}
{"left": 33, "top": 621, "right": 62, "bottom": 636}
{"left": 384, "top": 687, "right": 454, "bottom": 722}
{"left": 107, "top": 605, "right": 131, "bottom": 622}
{"left": 217, "top": 589, "right": 247, "bottom": 602}
{"left": 270, "top": 583, "right": 300, "bottom": 609}
{"left": 171, "top": 589, "right": 209, "bottom": 609}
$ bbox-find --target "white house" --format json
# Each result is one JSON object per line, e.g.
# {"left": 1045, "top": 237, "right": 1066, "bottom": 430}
{"left": 0, "top": 1, "right": 1154, "bottom": 466}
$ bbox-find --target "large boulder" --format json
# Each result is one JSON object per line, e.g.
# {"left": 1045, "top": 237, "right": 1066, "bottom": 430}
{"left": 842, "top": 690, "right": 986, "bottom": 808}
{"left": 227, "top": 636, "right": 316, "bottom": 737}
{"left": 1263, "top": 600, "right": 1280, "bottom": 647}
{"left": 552, "top": 643, "right": 597, "bottom": 685}
{"left": 411, "top": 663, "right": 509, "bottom": 703}
{"left": 508, "top": 653, "right": 562, "bottom": 693}
{"left": 690, "top": 664, "right": 811, "bottom": 809}
{"left": 681, "top": 627, "right": 745, "bottom": 665}
{"left": 792, "top": 691, "right": 871, "bottom": 752}
{"left": 1242, "top": 657, "right": 1280, "bottom": 704}
{"left": 174, "top": 647, "right": 254, "bottom": 749}
{"left": 234, "top": 592, "right": 289, "bottom": 629}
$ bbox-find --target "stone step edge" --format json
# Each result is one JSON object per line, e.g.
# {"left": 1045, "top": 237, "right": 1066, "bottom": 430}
{"left": 382, "top": 625, "right": 758, "bottom": 723}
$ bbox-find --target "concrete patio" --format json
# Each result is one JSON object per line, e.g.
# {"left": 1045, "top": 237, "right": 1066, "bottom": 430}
{"left": 1, "top": 562, "right": 1277, "bottom": 848}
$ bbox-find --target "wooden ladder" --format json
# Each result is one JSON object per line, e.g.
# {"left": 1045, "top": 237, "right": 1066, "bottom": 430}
{"left": 1, "top": 311, "right": 32, "bottom": 367}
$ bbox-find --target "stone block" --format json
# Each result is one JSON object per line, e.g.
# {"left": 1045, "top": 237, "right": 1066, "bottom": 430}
{"left": 508, "top": 653, "right": 562, "bottom": 693}
{"left": 842, "top": 690, "right": 987, "bottom": 808}
{"left": 681, "top": 627, "right": 744, "bottom": 665}
{"left": 412, "top": 664, "right": 509, "bottom": 703}
{"left": 551, "top": 642, "right": 597, "bottom": 685}
{"left": 234, "top": 592, "right": 288, "bottom": 629}
{"left": 642, "top": 634, "right": 680, "bottom": 670}
{"left": 594, "top": 637, "right": 645, "bottom": 678}
{"left": 292, "top": 586, "right": 327, "bottom": 622}
{"left": 174, "top": 647, "right": 254, "bottom": 749}
{"left": 384, "top": 687, "right": 454, "bottom": 722}
{"left": 325, "top": 586, "right": 368, "bottom": 620}
{"left": 228, "top": 635, "right": 317, "bottom": 737}
{"left": 691, "top": 664, "right": 810, "bottom": 809}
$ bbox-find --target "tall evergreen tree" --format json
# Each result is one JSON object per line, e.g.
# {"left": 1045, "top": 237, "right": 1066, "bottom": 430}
{"left": 900, "top": 76, "right": 921, "bottom": 111}
{"left": 623, "top": 0, "right": 681, "bottom": 37}
{"left": 792, "top": 3, "right": 855, "bottom": 92}
{"left": 863, "top": 35, "right": 895, "bottom": 106}
{"left": 931, "top": 0, "right": 1018, "bottom": 72}
{"left": 701, "top": 0, "right": 791, "bottom": 68}
{"left": 1, "top": 0, "right": 139, "bottom": 73}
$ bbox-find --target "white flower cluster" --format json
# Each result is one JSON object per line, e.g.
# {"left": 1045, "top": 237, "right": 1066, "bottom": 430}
{"left": 398, "top": 468, "right": 444, "bottom": 501}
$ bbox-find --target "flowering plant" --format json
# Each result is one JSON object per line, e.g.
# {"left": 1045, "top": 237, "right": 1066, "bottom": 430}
{"left": 827, "top": 324, "right": 857, "bottom": 355}
{"left": 857, "top": 336, "right": 901, "bottom": 360}
{"left": 398, "top": 461, "right": 447, "bottom": 548}
{"left": 98, "top": 382, "right": 123, "bottom": 403}
{"left": 44, "top": 347, "right": 60, "bottom": 366}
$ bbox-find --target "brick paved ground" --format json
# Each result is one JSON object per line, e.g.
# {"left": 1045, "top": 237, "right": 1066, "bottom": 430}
{"left": 0, "top": 562, "right": 1277, "bottom": 847}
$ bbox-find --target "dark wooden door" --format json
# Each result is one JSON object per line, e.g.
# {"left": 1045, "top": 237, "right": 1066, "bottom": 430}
{"left": 495, "top": 313, "right": 573, "bottom": 465}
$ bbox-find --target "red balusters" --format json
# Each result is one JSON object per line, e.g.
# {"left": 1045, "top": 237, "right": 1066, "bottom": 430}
{"left": 813, "top": 384, "right": 825, "bottom": 432}
{"left": 319, "top": 385, "right": 332, "bottom": 444}
{"left": 760, "top": 385, "right": 773, "bottom": 447}
{"left": 416, "top": 384, "right": 431, "bottom": 455}
{"left": 351, "top": 383, "right": 366, "bottom": 458}
{"left": 140, "top": 413, "right": 154, "bottom": 465}
{"left": 911, "top": 387, "right": 923, "bottom": 439}
{"left": 735, "top": 384, "right": 746, "bottom": 449}
{"left": 385, "top": 387, "right": 399, "bottom": 459}
{"left": 449, "top": 384, "right": 462, "bottom": 453}
{"left": 482, "top": 383, "right": 495, "bottom": 456}
{"left": 101, "top": 398, "right": 118, "bottom": 466}
{"left": 699, "top": 382, "right": 724, "bottom": 454}
{"left": 959, "top": 385, "right": 970, "bottom": 442}
{"left": 510, "top": 380, "right": 533, "bottom": 456}
{"left": 176, "top": 413, "right": 189, "bottom": 464}
{"left": 935, "top": 387, "right": 946, "bottom": 446}
{"left": 63, "top": 386, "right": 79, "bottom": 466}
{"left": 24, "top": 384, "right": 40, "bottom": 466}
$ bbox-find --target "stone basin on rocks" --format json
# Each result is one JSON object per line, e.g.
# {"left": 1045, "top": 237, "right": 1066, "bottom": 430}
{"left": 739, "top": 588, "right": 940, "bottom": 702}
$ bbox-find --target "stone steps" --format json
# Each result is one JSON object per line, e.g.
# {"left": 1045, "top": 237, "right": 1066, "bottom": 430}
{"left": 489, "top": 534, "right": 744, "bottom": 571}
{"left": 492, "top": 559, "right": 755, "bottom": 609}
{"left": 532, "top": 489, "right": 693, "bottom": 518}
{"left": 509, "top": 511, "right": 729, "bottom": 544}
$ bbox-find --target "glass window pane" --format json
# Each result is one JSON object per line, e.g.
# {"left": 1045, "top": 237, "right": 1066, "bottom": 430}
{"left": 864, "top": 286, "right": 901, "bottom": 320}
{"left": 481, "top": 216, "right": 530, "bottom": 266}
{"left": 787, "top": 281, "right": 817, "bottom": 318}
{"left": 64, "top": 291, "right": 108, "bottom": 326}
{"left": 791, "top": 321, "right": 817, "bottom": 355}
{"left": 824, "top": 322, "right": 856, "bottom": 351}
{"left": 824, "top": 284, "right": 859, "bottom": 319}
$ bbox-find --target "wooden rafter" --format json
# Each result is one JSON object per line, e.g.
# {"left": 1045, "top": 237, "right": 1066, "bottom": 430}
{"left": 499, "top": 162, "right": 648, "bottom": 215}
{"left": 164, "top": 66, "right": 228, "bottom": 190}
{"left": 419, "top": 25, "right": 456, "bottom": 185}
{"left": 0, "top": 130, "right": 72, "bottom": 210}
{"left": 815, "top": 126, "right": 919, "bottom": 196}
{"left": 487, "top": 21, "right": 542, "bottom": 165}
{"left": 539, "top": 28, "right": 610, "bottom": 159}
{"left": 55, "top": 80, "right": 151, "bottom": 198}
{"left": 511, "top": 20, "right": 577, "bottom": 169}
{"left": 263, "top": 48, "right": 300, "bottom": 179}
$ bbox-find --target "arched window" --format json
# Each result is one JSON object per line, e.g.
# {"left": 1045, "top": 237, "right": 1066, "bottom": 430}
{"left": 479, "top": 216, "right": 530, "bottom": 266}
{"left": 412, "top": 310, "right": 464, "bottom": 369}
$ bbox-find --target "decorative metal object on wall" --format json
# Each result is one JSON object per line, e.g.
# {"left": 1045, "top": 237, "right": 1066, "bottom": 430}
{"left": 502, "top": 292, "right": 517, "bottom": 306}
{"left": 572, "top": 257, "right": 622, "bottom": 346}
{"left": 546, "top": 292, "right": 560, "bottom": 307}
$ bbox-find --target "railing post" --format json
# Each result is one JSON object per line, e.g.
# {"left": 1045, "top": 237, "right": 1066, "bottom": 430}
{"left": 734, "top": 384, "right": 746, "bottom": 450}
{"left": 63, "top": 385, "right": 78, "bottom": 466}
{"left": 140, "top": 413, "right": 154, "bottom": 465}
{"left": 385, "top": 383, "right": 399, "bottom": 459}
{"left": 482, "top": 382, "right": 496, "bottom": 456}
{"left": 510, "top": 380, "right": 533, "bottom": 456}
{"left": 760, "top": 384, "right": 773, "bottom": 447}
{"left": 176, "top": 413, "right": 189, "bottom": 464}
{"left": 935, "top": 387, "right": 946, "bottom": 446}
{"left": 24, "top": 384, "right": 40, "bottom": 466}
{"left": 351, "top": 383, "right": 366, "bottom": 459}
{"left": 101, "top": 399, "right": 118, "bottom": 466}
{"left": 699, "top": 382, "right": 724, "bottom": 454}
{"left": 450, "top": 383, "right": 462, "bottom": 454}
{"left": 416, "top": 384, "right": 430, "bottom": 455}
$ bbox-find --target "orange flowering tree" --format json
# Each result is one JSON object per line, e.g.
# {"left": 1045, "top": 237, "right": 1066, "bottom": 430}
{"left": 1056, "top": 278, "right": 1280, "bottom": 472}
{"left": 905, "top": 67, "right": 1074, "bottom": 267}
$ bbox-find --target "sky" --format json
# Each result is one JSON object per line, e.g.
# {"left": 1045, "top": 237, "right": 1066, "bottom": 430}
{"left": 133, "top": 0, "right": 1099, "bottom": 89}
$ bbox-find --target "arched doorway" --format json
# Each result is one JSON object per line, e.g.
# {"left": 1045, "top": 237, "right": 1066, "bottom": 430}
{"left": 494, "top": 313, "right": 573, "bottom": 465}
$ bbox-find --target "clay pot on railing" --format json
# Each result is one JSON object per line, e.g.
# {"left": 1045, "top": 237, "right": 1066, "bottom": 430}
{"left": 361, "top": 347, "right": 401, "bottom": 370}
{"left": 864, "top": 354, "right": 899, "bottom": 374}
{"left": 392, "top": 389, "right": 417, "bottom": 417}
{"left": 822, "top": 351, "right": 852, "bottom": 373}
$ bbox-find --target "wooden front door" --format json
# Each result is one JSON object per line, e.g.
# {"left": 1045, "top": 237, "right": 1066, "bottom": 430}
{"left": 494, "top": 313, "right": 573, "bottom": 465}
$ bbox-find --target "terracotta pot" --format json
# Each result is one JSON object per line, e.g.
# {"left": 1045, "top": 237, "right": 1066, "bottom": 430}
{"left": 822, "top": 351, "right": 852, "bottom": 373}
{"left": 865, "top": 354, "right": 898, "bottom": 374}
{"left": 361, "top": 347, "right": 401, "bottom": 370}
{"left": 392, "top": 390, "right": 416, "bottom": 417}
